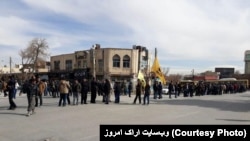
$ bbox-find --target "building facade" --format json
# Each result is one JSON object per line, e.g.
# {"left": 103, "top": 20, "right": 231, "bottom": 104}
{"left": 245, "top": 50, "right": 250, "bottom": 74}
{"left": 50, "top": 44, "right": 150, "bottom": 82}
{"left": 215, "top": 68, "right": 235, "bottom": 79}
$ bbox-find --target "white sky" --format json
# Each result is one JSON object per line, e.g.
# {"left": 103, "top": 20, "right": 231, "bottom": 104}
{"left": 0, "top": 0, "right": 249, "bottom": 74}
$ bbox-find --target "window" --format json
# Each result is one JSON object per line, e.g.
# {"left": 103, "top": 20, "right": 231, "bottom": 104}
{"left": 83, "top": 61, "right": 87, "bottom": 68}
{"left": 77, "top": 61, "right": 81, "bottom": 68}
{"left": 123, "top": 55, "right": 130, "bottom": 68}
{"left": 113, "top": 55, "right": 120, "bottom": 67}
{"left": 65, "top": 60, "right": 72, "bottom": 70}
{"left": 54, "top": 61, "right": 60, "bottom": 71}
{"left": 98, "top": 59, "right": 103, "bottom": 72}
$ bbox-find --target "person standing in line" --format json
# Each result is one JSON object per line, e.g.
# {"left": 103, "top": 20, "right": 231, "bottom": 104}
{"left": 103, "top": 79, "right": 111, "bottom": 104}
{"left": 55, "top": 80, "right": 60, "bottom": 98}
{"left": 50, "top": 80, "right": 56, "bottom": 98}
{"left": 183, "top": 83, "right": 189, "bottom": 97}
{"left": 100, "top": 79, "right": 106, "bottom": 103}
{"left": 113, "top": 81, "right": 121, "bottom": 103}
{"left": 153, "top": 81, "right": 158, "bottom": 99}
{"left": 72, "top": 79, "right": 81, "bottom": 105}
{"left": 143, "top": 79, "right": 151, "bottom": 105}
{"left": 158, "top": 82, "right": 163, "bottom": 99}
{"left": 35, "top": 77, "right": 45, "bottom": 107}
{"left": 128, "top": 81, "right": 132, "bottom": 97}
{"left": 133, "top": 79, "right": 143, "bottom": 104}
{"left": 44, "top": 80, "right": 48, "bottom": 96}
{"left": 108, "top": 80, "right": 113, "bottom": 102}
{"left": 2, "top": 78, "right": 8, "bottom": 97}
{"left": 26, "top": 78, "right": 38, "bottom": 116}
{"left": 7, "top": 75, "right": 17, "bottom": 110}
{"left": 90, "top": 77, "right": 97, "bottom": 103}
{"left": 97, "top": 80, "right": 102, "bottom": 96}
{"left": 66, "top": 80, "right": 71, "bottom": 105}
{"left": 58, "top": 77, "right": 70, "bottom": 107}
{"left": 168, "top": 81, "right": 174, "bottom": 99}
{"left": 14, "top": 80, "right": 19, "bottom": 99}
{"left": 177, "top": 82, "right": 181, "bottom": 96}
{"left": 123, "top": 81, "right": 128, "bottom": 96}
{"left": 174, "top": 82, "right": 179, "bottom": 98}
{"left": 120, "top": 82, "right": 125, "bottom": 96}
{"left": 81, "top": 78, "right": 89, "bottom": 104}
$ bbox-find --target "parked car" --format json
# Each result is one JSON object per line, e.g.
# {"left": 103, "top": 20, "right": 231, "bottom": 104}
{"left": 162, "top": 86, "right": 169, "bottom": 94}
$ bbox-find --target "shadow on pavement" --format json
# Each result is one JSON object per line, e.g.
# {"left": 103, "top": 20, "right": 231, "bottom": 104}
{"left": 151, "top": 96, "right": 250, "bottom": 113}
{"left": 0, "top": 112, "right": 27, "bottom": 116}
{"left": 216, "top": 118, "right": 250, "bottom": 122}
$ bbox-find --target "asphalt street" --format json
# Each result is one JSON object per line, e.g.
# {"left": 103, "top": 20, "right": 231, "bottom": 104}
{"left": 0, "top": 91, "right": 249, "bottom": 141}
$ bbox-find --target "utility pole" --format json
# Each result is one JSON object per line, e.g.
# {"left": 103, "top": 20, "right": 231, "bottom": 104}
{"left": 155, "top": 47, "right": 157, "bottom": 58}
{"left": 192, "top": 69, "right": 194, "bottom": 80}
{"left": 92, "top": 45, "right": 96, "bottom": 79}
{"left": 10, "top": 57, "right": 12, "bottom": 74}
{"left": 137, "top": 46, "right": 141, "bottom": 73}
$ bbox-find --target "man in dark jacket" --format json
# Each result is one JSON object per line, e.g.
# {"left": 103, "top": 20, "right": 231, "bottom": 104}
{"left": 72, "top": 79, "right": 81, "bottom": 105}
{"left": 133, "top": 79, "right": 143, "bottom": 104}
{"left": 153, "top": 81, "right": 158, "bottom": 99}
{"left": 7, "top": 75, "right": 17, "bottom": 110}
{"left": 114, "top": 81, "right": 121, "bottom": 103}
{"left": 81, "top": 78, "right": 89, "bottom": 104}
{"left": 168, "top": 81, "right": 174, "bottom": 99}
{"left": 26, "top": 78, "right": 38, "bottom": 116}
{"left": 158, "top": 82, "right": 163, "bottom": 99}
{"left": 128, "top": 82, "right": 132, "bottom": 97}
{"left": 103, "top": 79, "right": 111, "bottom": 104}
{"left": 90, "top": 77, "right": 97, "bottom": 103}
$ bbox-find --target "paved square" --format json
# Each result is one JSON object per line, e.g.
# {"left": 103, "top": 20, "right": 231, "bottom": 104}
{"left": 0, "top": 91, "right": 249, "bottom": 141}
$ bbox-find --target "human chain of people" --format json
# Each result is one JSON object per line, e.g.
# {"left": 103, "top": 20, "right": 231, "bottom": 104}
{"left": 0, "top": 74, "right": 247, "bottom": 117}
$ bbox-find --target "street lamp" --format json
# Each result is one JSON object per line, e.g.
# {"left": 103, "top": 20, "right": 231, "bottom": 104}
{"left": 92, "top": 45, "right": 96, "bottom": 79}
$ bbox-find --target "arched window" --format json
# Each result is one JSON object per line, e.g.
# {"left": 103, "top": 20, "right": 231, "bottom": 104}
{"left": 123, "top": 55, "right": 130, "bottom": 68}
{"left": 113, "top": 55, "right": 120, "bottom": 67}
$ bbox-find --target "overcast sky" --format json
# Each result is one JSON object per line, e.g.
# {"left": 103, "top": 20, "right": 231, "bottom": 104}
{"left": 0, "top": 0, "right": 250, "bottom": 75}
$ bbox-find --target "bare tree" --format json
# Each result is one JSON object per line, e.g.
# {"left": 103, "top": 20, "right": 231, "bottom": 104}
{"left": 162, "top": 67, "right": 170, "bottom": 76}
{"left": 19, "top": 38, "right": 49, "bottom": 73}
{"left": 167, "top": 74, "right": 182, "bottom": 83}
{"left": 235, "top": 70, "right": 241, "bottom": 74}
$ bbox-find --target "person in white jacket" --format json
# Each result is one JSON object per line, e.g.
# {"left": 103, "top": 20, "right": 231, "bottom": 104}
{"left": 14, "top": 80, "right": 19, "bottom": 99}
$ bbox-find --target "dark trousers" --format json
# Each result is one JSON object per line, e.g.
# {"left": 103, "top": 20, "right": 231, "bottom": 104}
{"left": 90, "top": 91, "right": 96, "bottom": 103}
{"left": 35, "top": 94, "right": 43, "bottom": 106}
{"left": 27, "top": 95, "right": 35, "bottom": 112}
{"left": 73, "top": 92, "right": 79, "bottom": 105}
{"left": 143, "top": 94, "right": 149, "bottom": 104}
{"left": 128, "top": 90, "right": 131, "bottom": 97}
{"left": 169, "top": 90, "right": 172, "bottom": 98}
{"left": 8, "top": 91, "right": 16, "bottom": 109}
{"left": 4, "top": 90, "right": 8, "bottom": 97}
{"left": 13, "top": 89, "right": 17, "bottom": 99}
{"left": 114, "top": 92, "right": 120, "bottom": 103}
{"left": 81, "top": 92, "right": 88, "bottom": 104}
{"left": 58, "top": 93, "right": 67, "bottom": 106}
{"left": 67, "top": 94, "right": 71, "bottom": 105}
{"left": 133, "top": 93, "right": 141, "bottom": 104}
{"left": 104, "top": 93, "right": 109, "bottom": 104}
{"left": 158, "top": 91, "right": 162, "bottom": 99}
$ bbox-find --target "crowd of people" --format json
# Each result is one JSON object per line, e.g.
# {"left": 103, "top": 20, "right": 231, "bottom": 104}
{"left": 0, "top": 74, "right": 248, "bottom": 117}
{"left": 0, "top": 74, "right": 153, "bottom": 117}
{"left": 167, "top": 80, "right": 247, "bottom": 98}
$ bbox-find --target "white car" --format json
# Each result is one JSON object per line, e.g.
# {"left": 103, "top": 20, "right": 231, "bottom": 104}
{"left": 162, "top": 87, "right": 169, "bottom": 94}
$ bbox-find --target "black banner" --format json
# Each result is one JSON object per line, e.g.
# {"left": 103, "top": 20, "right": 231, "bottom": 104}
{"left": 100, "top": 125, "right": 250, "bottom": 141}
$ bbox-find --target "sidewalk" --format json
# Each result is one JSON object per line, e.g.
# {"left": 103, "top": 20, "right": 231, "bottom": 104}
{"left": 0, "top": 91, "right": 249, "bottom": 141}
